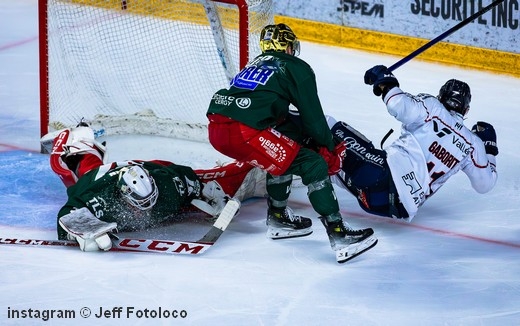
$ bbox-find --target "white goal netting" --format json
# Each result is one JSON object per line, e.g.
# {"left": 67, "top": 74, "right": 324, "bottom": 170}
{"left": 40, "top": 0, "right": 273, "bottom": 145}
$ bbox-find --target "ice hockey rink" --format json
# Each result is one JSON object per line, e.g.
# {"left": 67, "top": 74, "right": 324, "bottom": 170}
{"left": 1, "top": 1, "right": 520, "bottom": 325}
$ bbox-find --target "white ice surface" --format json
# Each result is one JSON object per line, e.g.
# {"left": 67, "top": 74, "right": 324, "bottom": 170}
{"left": 1, "top": 1, "right": 519, "bottom": 325}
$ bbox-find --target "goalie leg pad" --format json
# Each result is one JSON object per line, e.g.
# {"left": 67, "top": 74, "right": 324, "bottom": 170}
{"left": 50, "top": 129, "right": 79, "bottom": 187}
{"left": 233, "top": 167, "right": 267, "bottom": 201}
{"left": 191, "top": 181, "right": 235, "bottom": 217}
{"left": 195, "top": 161, "right": 267, "bottom": 201}
{"left": 195, "top": 161, "right": 254, "bottom": 197}
{"left": 50, "top": 127, "right": 106, "bottom": 187}
{"left": 201, "top": 180, "right": 226, "bottom": 202}
{"left": 60, "top": 126, "right": 106, "bottom": 166}
{"left": 51, "top": 126, "right": 106, "bottom": 158}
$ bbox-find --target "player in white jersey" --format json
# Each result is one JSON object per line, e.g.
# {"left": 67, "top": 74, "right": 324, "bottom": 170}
{"left": 327, "top": 65, "right": 498, "bottom": 221}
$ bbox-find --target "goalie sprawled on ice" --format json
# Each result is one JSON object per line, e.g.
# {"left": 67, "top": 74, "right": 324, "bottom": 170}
{"left": 47, "top": 124, "right": 266, "bottom": 252}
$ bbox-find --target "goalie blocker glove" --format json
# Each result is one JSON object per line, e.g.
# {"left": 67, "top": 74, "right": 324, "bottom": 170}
{"left": 472, "top": 121, "right": 498, "bottom": 156}
{"left": 59, "top": 207, "right": 117, "bottom": 251}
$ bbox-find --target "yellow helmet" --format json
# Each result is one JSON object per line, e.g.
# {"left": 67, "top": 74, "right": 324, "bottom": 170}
{"left": 259, "top": 23, "right": 300, "bottom": 56}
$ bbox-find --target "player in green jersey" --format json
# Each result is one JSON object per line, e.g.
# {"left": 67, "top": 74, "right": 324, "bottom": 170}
{"left": 48, "top": 124, "right": 265, "bottom": 252}
{"left": 206, "top": 23, "right": 377, "bottom": 263}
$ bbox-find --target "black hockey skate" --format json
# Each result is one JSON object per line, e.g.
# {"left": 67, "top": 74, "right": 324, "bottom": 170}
{"left": 266, "top": 206, "right": 312, "bottom": 240}
{"left": 320, "top": 218, "right": 378, "bottom": 263}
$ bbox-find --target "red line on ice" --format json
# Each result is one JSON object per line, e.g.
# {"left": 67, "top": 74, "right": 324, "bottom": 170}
{"left": 374, "top": 215, "right": 520, "bottom": 249}
{"left": 0, "top": 36, "right": 38, "bottom": 51}
{"left": 291, "top": 199, "right": 520, "bottom": 249}
{"left": 0, "top": 144, "right": 39, "bottom": 153}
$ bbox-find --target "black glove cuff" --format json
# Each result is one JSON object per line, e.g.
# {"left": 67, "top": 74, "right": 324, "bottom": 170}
{"left": 381, "top": 84, "right": 398, "bottom": 98}
{"left": 484, "top": 143, "right": 499, "bottom": 156}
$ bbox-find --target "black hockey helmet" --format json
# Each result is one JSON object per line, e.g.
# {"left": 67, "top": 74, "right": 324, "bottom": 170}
{"left": 438, "top": 79, "right": 471, "bottom": 116}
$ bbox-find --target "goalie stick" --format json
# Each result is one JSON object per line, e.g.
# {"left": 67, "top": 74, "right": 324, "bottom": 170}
{"left": 0, "top": 237, "right": 212, "bottom": 255}
{"left": 0, "top": 199, "right": 240, "bottom": 255}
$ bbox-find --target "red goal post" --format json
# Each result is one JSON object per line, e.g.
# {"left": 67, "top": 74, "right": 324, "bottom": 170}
{"left": 38, "top": 0, "right": 273, "bottom": 150}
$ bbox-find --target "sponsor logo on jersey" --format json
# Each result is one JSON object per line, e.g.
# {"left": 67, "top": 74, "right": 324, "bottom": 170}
{"left": 235, "top": 97, "right": 251, "bottom": 109}
{"left": 184, "top": 176, "right": 201, "bottom": 197}
{"left": 87, "top": 196, "right": 107, "bottom": 218}
{"left": 230, "top": 55, "right": 279, "bottom": 90}
{"left": 402, "top": 171, "right": 422, "bottom": 194}
{"left": 171, "top": 176, "right": 186, "bottom": 196}
{"left": 212, "top": 94, "right": 235, "bottom": 106}
{"left": 433, "top": 120, "right": 453, "bottom": 138}
{"left": 451, "top": 135, "right": 471, "bottom": 154}
{"left": 401, "top": 171, "right": 425, "bottom": 205}
{"left": 431, "top": 118, "right": 470, "bottom": 157}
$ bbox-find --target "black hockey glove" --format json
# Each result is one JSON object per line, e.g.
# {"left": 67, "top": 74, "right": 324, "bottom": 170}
{"left": 472, "top": 121, "right": 498, "bottom": 156}
{"left": 364, "top": 65, "right": 399, "bottom": 97}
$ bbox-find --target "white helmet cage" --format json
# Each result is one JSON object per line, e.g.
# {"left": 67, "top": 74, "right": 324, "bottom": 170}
{"left": 117, "top": 166, "right": 158, "bottom": 210}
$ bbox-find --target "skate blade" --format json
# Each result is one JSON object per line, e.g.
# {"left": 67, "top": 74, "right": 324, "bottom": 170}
{"left": 335, "top": 236, "right": 378, "bottom": 264}
{"left": 267, "top": 226, "right": 313, "bottom": 240}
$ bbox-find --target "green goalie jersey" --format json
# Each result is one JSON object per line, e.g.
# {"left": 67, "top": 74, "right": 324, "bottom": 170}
{"left": 207, "top": 51, "right": 335, "bottom": 151}
{"left": 56, "top": 161, "right": 201, "bottom": 239}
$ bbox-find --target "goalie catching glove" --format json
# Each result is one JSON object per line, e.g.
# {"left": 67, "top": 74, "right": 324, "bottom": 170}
{"left": 59, "top": 207, "right": 117, "bottom": 252}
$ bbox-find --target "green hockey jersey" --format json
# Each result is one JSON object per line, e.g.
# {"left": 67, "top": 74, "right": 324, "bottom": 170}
{"left": 207, "top": 51, "right": 335, "bottom": 151}
{"left": 57, "top": 161, "right": 201, "bottom": 239}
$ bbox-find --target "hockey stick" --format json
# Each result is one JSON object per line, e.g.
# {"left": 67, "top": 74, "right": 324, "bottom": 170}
{"left": 388, "top": 0, "right": 505, "bottom": 72}
{"left": 0, "top": 200, "right": 240, "bottom": 255}
{"left": 198, "top": 198, "right": 239, "bottom": 243}
{"left": 0, "top": 237, "right": 213, "bottom": 255}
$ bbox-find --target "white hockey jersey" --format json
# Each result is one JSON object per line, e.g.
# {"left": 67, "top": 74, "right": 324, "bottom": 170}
{"left": 382, "top": 87, "right": 497, "bottom": 220}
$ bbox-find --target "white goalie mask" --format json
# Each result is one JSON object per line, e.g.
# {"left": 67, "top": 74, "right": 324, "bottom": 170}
{"left": 117, "top": 166, "right": 158, "bottom": 211}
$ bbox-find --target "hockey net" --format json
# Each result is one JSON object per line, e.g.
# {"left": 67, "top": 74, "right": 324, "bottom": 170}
{"left": 39, "top": 0, "right": 273, "bottom": 149}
